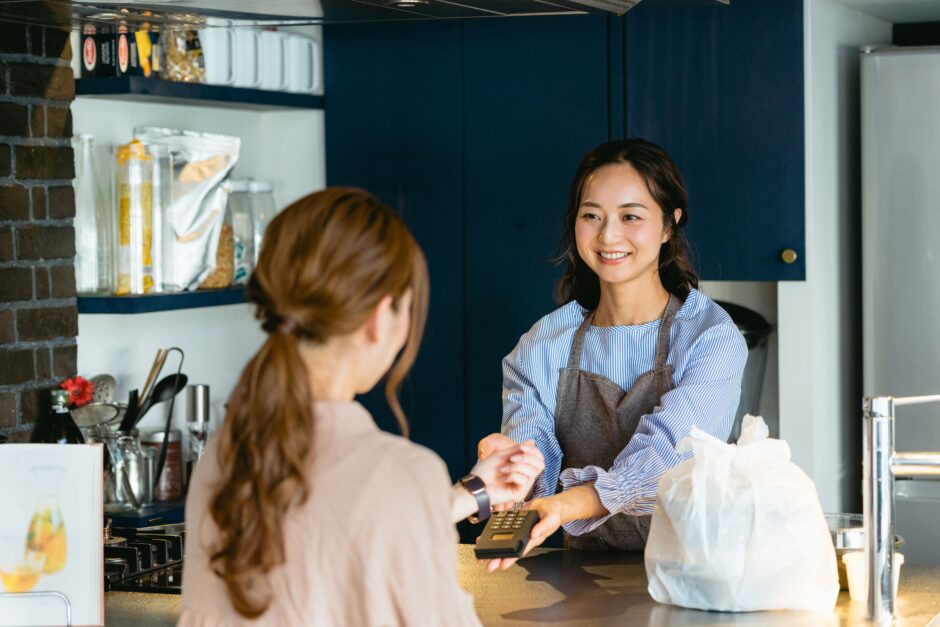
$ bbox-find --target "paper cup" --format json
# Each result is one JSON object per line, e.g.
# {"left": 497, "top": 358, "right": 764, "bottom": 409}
{"left": 842, "top": 551, "right": 904, "bottom": 603}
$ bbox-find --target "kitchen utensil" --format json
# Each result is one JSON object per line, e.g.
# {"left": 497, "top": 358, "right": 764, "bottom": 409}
{"left": 135, "top": 373, "right": 188, "bottom": 425}
{"left": 118, "top": 389, "right": 139, "bottom": 434}
{"left": 139, "top": 348, "right": 169, "bottom": 410}
{"left": 824, "top": 513, "right": 904, "bottom": 590}
{"left": 90, "top": 374, "right": 117, "bottom": 403}
{"left": 70, "top": 402, "right": 121, "bottom": 428}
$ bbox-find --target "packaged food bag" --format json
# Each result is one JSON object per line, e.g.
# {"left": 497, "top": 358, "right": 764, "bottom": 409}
{"left": 644, "top": 415, "right": 839, "bottom": 612}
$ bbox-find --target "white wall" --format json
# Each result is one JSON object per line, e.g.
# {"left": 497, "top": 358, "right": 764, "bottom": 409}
{"left": 76, "top": 305, "right": 265, "bottom": 436}
{"left": 778, "top": 0, "right": 890, "bottom": 512}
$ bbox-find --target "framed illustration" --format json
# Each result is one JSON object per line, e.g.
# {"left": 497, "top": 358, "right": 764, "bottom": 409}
{"left": 0, "top": 444, "right": 104, "bottom": 627}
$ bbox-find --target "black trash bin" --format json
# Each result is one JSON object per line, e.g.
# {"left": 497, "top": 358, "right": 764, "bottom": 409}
{"left": 715, "top": 301, "right": 772, "bottom": 442}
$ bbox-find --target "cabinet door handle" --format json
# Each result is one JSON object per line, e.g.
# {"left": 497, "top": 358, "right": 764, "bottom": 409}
{"left": 780, "top": 249, "right": 798, "bottom": 264}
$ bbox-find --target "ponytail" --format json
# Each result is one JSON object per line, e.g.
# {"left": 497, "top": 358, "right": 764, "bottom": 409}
{"left": 209, "top": 330, "right": 312, "bottom": 617}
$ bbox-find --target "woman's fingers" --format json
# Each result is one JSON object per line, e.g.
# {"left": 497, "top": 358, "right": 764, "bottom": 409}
{"left": 477, "top": 433, "right": 516, "bottom": 461}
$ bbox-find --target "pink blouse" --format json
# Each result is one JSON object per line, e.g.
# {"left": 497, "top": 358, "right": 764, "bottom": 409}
{"left": 179, "top": 401, "right": 481, "bottom": 626}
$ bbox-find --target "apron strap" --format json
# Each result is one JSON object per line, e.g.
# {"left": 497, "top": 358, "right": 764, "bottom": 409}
{"left": 569, "top": 294, "right": 682, "bottom": 371}
{"left": 566, "top": 310, "right": 594, "bottom": 370}
{"left": 653, "top": 294, "right": 681, "bottom": 368}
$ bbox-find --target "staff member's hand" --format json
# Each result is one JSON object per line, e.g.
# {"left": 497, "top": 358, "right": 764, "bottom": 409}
{"left": 470, "top": 440, "right": 544, "bottom": 507}
{"left": 479, "top": 497, "right": 563, "bottom": 572}
{"left": 477, "top": 432, "right": 517, "bottom": 461}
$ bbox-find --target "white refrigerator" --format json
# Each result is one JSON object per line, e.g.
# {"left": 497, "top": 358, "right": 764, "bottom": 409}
{"left": 862, "top": 45, "right": 940, "bottom": 566}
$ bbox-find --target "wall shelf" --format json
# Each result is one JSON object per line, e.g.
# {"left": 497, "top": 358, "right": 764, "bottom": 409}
{"left": 77, "top": 287, "right": 247, "bottom": 314}
{"left": 75, "top": 77, "right": 325, "bottom": 111}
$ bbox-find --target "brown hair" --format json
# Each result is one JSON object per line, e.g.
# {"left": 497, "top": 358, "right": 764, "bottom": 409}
{"left": 555, "top": 138, "right": 698, "bottom": 309}
{"left": 208, "top": 188, "right": 429, "bottom": 618}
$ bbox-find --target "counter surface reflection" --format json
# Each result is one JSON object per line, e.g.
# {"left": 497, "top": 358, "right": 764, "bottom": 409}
{"left": 104, "top": 545, "right": 940, "bottom": 626}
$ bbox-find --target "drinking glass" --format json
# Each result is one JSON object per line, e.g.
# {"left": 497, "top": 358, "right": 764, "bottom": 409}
{"left": 0, "top": 536, "right": 45, "bottom": 593}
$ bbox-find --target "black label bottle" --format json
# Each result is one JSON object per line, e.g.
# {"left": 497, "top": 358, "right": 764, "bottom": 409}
{"left": 30, "top": 390, "right": 85, "bottom": 444}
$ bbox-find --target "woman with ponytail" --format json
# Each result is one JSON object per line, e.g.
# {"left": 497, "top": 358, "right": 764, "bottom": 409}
{"left": 179, "top": 188, "right": 543, "bottom": 626}
{"left": 477, "top": 139, "right": 748, "bottom": 564}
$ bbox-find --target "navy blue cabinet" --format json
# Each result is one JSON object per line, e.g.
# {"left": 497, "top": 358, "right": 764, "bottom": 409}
{"left": 626, "top": 0, "right": 805, "bottom": 280}
{"left": 461, "top": 17, "right": 610, "bottom": 468}
{"left": 324, "top": 21, "right": 468, "bottom": 480}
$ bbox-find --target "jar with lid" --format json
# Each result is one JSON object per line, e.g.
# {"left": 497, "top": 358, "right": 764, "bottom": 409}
{"left": 224, "top": 179, "right": 254, "bottom": 284}
{"left": 114, "top": 139, "right": 154, "bottom": 295}
{"left": 248, "top": 181, "right": 276, "bottom": 266}
{"left": 139, "top": 428, "right": 183, "bottom": 501}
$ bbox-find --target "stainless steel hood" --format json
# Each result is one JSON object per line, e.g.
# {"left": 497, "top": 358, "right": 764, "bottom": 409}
{"left": 0, "top": 0, "right": 727, "bottom": 29}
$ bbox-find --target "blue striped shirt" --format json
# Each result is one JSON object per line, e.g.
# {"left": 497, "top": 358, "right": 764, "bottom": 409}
{"left": 501, "top": 288, "right": 747, "bottom": 536}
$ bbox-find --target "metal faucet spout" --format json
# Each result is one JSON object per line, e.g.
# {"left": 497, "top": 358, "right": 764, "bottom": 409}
{"left": 863, "top": 394, "right": 940, "bottom": 622}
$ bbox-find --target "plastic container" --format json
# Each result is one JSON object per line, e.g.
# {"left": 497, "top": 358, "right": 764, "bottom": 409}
{"left": 114, "top": 139, "right": 154, "bottom": 295}
{"left": 842, "top": 551, "right": 904, "bottom": 604}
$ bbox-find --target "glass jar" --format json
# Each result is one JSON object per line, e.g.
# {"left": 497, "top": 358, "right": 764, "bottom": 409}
{"left": 114, "top": 139, "right": 154, "bottom": 295}
{"left": 73, "top": 134, "right": 113, "bottom": 293}
{"left": 225, "top": 179, "right": 254, "bottom": 284}
{"left": 248, "top": 181, "right": 276, "bottom": 266}
{"left": 139, "top": 429, "right": 183, "bottom": 501}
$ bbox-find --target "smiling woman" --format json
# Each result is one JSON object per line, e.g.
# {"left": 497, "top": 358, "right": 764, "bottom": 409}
{"left": 477, "top": 139, "right": 748, "bottom": 565}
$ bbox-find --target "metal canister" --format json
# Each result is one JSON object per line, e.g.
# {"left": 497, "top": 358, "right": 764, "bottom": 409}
{"left": 114, "top": 139, "right": 154, "bottom": 295}
{"left": 139, "top": 429, "right": 183, "bottom": 501}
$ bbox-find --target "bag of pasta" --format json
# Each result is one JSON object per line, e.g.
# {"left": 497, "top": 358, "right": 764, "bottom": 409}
{"left": 134, "top": 126, "right": 239, "bottom": 291}
{"left": 644, "top": 415, "right": 839, "bottom": 612}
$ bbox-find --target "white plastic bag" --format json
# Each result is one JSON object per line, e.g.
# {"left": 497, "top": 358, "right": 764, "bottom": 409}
{"left": 644, "top": 415, "right": 839, "bottom": 612}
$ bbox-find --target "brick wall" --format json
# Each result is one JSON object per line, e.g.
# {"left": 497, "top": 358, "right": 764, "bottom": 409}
{"left": 0, "top": 21, "right": 77, "bottom": 441}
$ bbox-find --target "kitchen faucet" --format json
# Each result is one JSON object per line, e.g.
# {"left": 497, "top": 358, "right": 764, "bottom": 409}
{"left": 863, "top": 394, "right": 940, "bottom": 622}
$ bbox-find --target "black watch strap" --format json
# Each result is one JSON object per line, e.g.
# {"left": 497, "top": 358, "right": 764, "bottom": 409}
{"left": 460, "top": 474, "right": 490, "bottom": 524}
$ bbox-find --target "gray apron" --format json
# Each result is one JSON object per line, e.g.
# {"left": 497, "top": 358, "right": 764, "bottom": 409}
{"left": 555, "top": 295, "right": 681, "bottom": 551}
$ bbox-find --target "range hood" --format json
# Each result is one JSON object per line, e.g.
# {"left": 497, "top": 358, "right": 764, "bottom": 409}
{"left": 0, "top": 0, "right": 727, "bottom": 29}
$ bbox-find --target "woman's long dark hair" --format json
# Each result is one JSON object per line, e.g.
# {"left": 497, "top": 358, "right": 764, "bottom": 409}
{"left": 554, "top": 138, "right": 698, "bottom": 309}
{"left": 208, "top": 188, "right": 429, "bottom": 618}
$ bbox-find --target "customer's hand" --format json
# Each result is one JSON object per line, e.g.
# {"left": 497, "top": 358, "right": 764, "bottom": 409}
{"left": 470, "top": 440, "right": 545, "bottom": 508}
{"left": 477, "top": 432, "right": 517, "bottom": 461}
{"left": 479, "top": 497, "right": 563, "bottom": 572}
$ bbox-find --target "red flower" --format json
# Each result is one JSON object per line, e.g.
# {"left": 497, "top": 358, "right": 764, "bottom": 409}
{"left": 60, "top": 376, "right": 96, "bottom": 408}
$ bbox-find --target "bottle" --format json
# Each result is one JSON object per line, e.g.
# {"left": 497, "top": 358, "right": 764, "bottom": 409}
{"left": 30, "top": 390, "right": 85, "bottom": 444}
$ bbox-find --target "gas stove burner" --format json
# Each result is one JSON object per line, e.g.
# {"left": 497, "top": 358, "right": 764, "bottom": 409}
{"left": 104, "top": 523, "right": 186, "bottom": 594}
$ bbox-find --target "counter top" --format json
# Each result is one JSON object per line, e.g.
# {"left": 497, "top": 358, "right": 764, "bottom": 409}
{"left": 104, "top": 545, "right": 940, "bottom": 626}
{"left": 457, "top": 546, "right": 940, "bottom": 626}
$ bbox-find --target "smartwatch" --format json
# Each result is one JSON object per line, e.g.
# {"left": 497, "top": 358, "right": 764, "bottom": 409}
{"left": 459, "top": 474, "right": 491, "bottom": 524}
